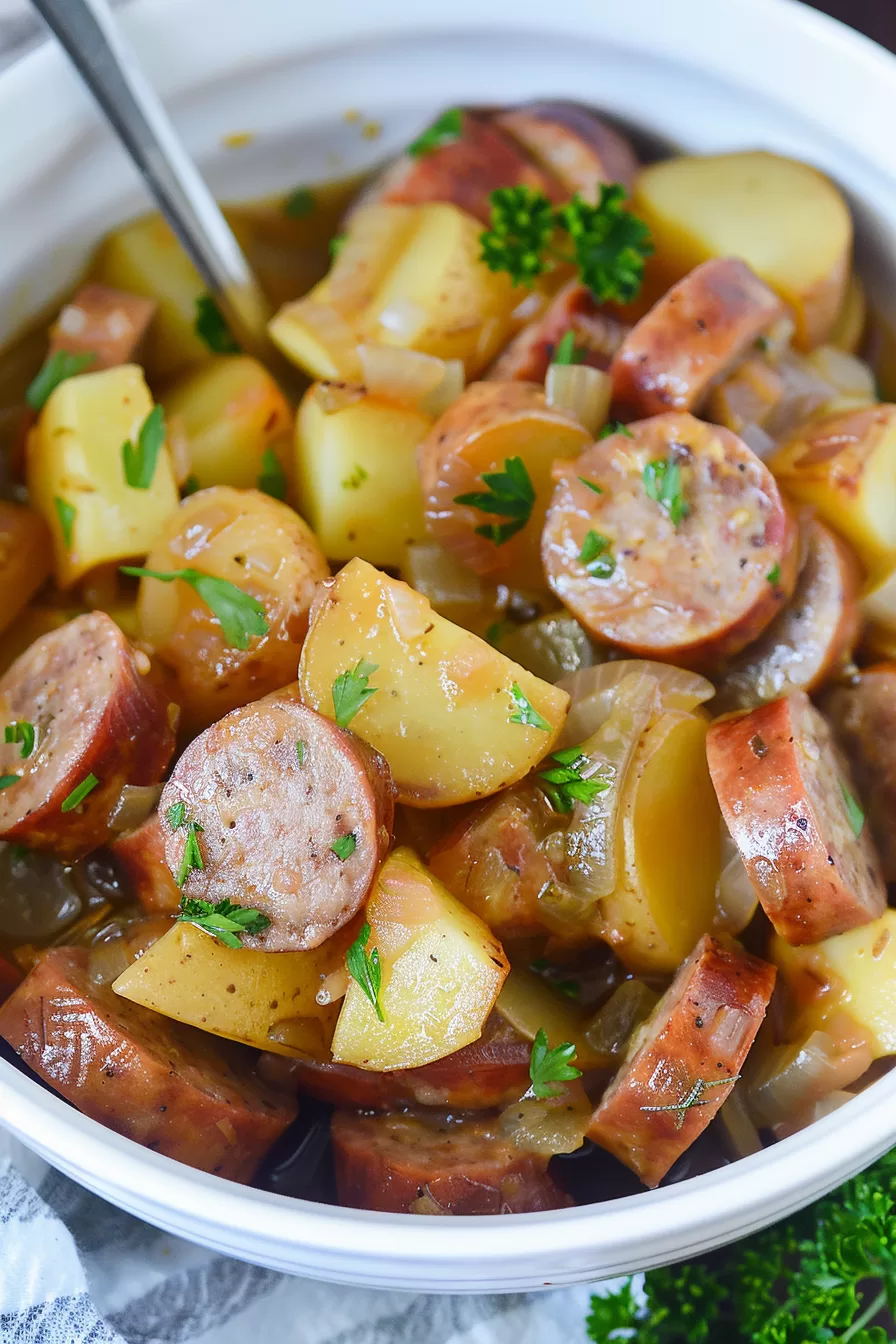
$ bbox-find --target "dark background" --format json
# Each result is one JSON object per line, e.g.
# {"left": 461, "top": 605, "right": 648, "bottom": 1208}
{"left": 811, "top": 0, "right": 896, "bottom": 51}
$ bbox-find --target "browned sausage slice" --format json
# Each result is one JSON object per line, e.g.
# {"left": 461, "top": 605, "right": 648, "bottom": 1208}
{"left": 587, "top": 934, "right": 775, "bottom": 1187}
{"left": 49, "top": 284, "right": 156, "bottom": 370}
{"left": 485, "top": 280, "right": 631, "bottom": 383}
{"left": 713, "top": 518, "right": 862, "bottom": 713}
{"left": 542, "top": 412, "right": 800, "bottom": 668}
{"left": 495, "top": 103, "right": 639, "bottom": 199}
{"left": 822, "top": 664, "right": 896, "bottom": 881}
{"left": 0, "top": 947, "right": 295, "bottom": 1180}
{"left": 111, "top": 813, "right": 181, "bottom": 915}
{"left": 0, "top": 612, "right": 177, "bottom": 861}
{"left": 611, "top": 259, "right": 786, "bottom": 419}
{"left": 159, "top": 688, "right": 394, "bottom": 951}
{"left": 706, "top": 692, "right": 887, "bottom": 944}
{"left": 332, "top": 1111, "right": 572, "bottom": 1214}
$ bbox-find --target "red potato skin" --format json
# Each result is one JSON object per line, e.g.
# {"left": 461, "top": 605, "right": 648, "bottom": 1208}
{"left": 0, "top": 948, "right": 296, "bottom": 1181}
{"left": 495, "top": 102, "right": 639, "bottom": 199}
{"left": 110, "top": 813, "right": 181, "bottom": 916}
{"left": 587, "top": 934, "right": 775, "bottom": 1187}
{"left": 485, "top": 280, "right": 631, "bottom": 383}
{"left": 611, "top": 259, "right": 787, "bottom": 419}
{"left": 160, "top": 688, "right": 395, "bottom": 951}
{"left": 0, "top": 612, "right": 177, "bottom": 861}
{"left": 706, "top": 692, "right": 887, "bottom": 944}
{"left": 49, "top": 284, "right": 156, "bottom": 370}
{"left": 542, "top": 412, "right": 800, "bottom": 669}
{"left": 822, "top": 664, "right": 896, "bottom": 882}
{"left": 332, "top": 1111, "right": 572, "bottom": 1214}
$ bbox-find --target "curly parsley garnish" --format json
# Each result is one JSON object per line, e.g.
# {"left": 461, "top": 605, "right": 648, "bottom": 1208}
{"left": 528, "top": 1027, "right": 582, "bottom": 1099}
{"left": 454, "top": 456, "right": 535, "bottom": 546}
{"left": 176, "top": 896, "right": 271, "bottom": 948}
{"left": 332, "top": 660, "right": 378, "bottom": 729}
{"left": 346, "top": 920, "right": 385, "bottom": 1022}
{"left": 538, "top": 745, "right": 610, "bottom": 814}
{"left": 121, "top": 566, "right": 268, "bottom": 651}
{"left": 122, "top": 403, "right": 166, "bottom": 490}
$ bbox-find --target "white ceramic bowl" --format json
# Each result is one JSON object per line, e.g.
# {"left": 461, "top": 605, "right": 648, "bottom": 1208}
{"left": 2, "top": 0, "right": 896, "bottom": 1293}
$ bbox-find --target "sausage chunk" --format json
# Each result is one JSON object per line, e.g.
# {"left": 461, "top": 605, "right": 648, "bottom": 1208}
{"left": 611, "top": 259, "right": 786, "bottom": 420}
{"left": 706, "top": 692, "right": 887, "bottom": 944}
{"left": 713, "top": 519, "right": 862, "bottom": 713}
{"left": 0, "top": 947, "right": 295, "bottom": 1181}
{"left": 485, "top": 280, "right": 631, "bottom": 383}
{"left": 587, "top": 935, "right": 775, "bottom": 1187}
{"left": 542, "top": 412, "right": 799, "bottom": 668}
{"left": 160, "top": 689, "right": 394, "bottom": 951}
{"left": 0, "top": 612, "right": 176, "bottom": 861}
{"left": 332, "top": 1111, "right": 572, "bottom": 1214}
{"left": 822, "top": 664, "right": 896, "bottom": 881}
{"left": 111, "top": 813, "right": 181, "bottom": 915}
{"left": 49, "top": 283, "right": 156, "bottom": 370}
{"left": 495, "top": 102, "right": 639, "bottom": 200}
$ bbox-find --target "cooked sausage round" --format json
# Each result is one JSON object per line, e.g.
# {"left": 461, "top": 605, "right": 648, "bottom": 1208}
{"left": 713, "top": 519, "right": 862, "bottom": 713}
{"left": 822, "top": 664, "right": 896, "bottom": 881}
{"left": 485, "top": 280, "right": 631, "bottom": 383}
{"left": 0, "top": 947, "right": 295, "bottom": 1181}
{"left": 587, "top": 934, "right": 775, "bottom": 1187}
{"left": 611, "top": 259, "right": 786, "bottom": 419}
{"left": 495, "top": 102, "right": 639, "bottom": 199}
{"left": 0, "top": 612, "right": 176, "bottom": 861}
{"left": 159, "top": 688, "right": 394, "bottom": 951}
{"left": 110, "top": 812, "right": 181, "bottom": 915}
{"left": 332, "top": 1110, "right": 572, "bottom": 1214}
{"left": 542, "top": 412, "right": 800, "bottom": 668}
{"left": 706, "top": 692, "right": 887, "bottom": 944}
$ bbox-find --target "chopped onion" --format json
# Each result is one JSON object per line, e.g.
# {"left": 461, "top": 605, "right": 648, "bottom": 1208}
{"left": 804, "top": 345, "right": 877, "bottom": 402}
{"left": 714, "top": 824, "right": 758, "bottom": 934}
{"left": 315, "top": 966, "right": 349, "bottom": 1007}
{"left": 271, "top": 298, "right": 363, "bottom": 381}
{"left": 108, "top": 784, "right": 163, "bottom": 836}
{"left": 717, "top": 1090, "right": 763, "bottom": 1158}
{"left": 583, "top": 979, "right": 659, "bottom": 1064}
{"left": 372, "top": 297, "right": 430, "bottom": 344}
{"left": 312, "top": 380, "right": 367, "bottom": 414}
{"left": 558, "top": 660, "right": 713, "bottom": 746}
{"left": 165, "top": 411, "right": 191, "bottom": 486}
{"left": 402, "top": 543, "right": 485, "bottom": 608}
{"left": 357, "top": 343, "right": 445, "bottom": 405}
{"left": 545, "top": 363, "right": 612, "bottom": 437}
{"left": 762, "top": 315, "right": 796, "bottom": 360}
{"left": 266, "top": 1015, "right": 334, "bottom": 1059}
{"left": 419, "top": 358, "right": 465, "bottom": 419}
{"left": 739, "top": 421, "right": 777, "bottom": 460}
{"left": 763, "top": 352, "right": 836, "bottom": 440}
{"left": 746, "top": 1021, "right": 873, "bottom": 1129}
{"left": 498, "top": 1080, "right": 592, "bottom": 1155}
{"left": 87, "top": 937, "right": 131, "bottom": 986}
{"left": 409, "top": 1186, "right": 453, "bottom": 1216}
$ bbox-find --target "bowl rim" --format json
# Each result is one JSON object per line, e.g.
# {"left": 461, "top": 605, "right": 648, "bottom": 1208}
{"left": 1, "top": 0, "right": 896, "bottom": 1280}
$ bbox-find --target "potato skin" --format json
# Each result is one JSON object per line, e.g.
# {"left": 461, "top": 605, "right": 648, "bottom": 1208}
{"left": 49, "top": 283, "right": 156, "bottom": 370}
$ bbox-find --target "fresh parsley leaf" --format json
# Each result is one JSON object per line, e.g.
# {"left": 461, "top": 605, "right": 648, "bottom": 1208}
{"left": 176, "top": 895, "right": 271, "bottom": 948}
{"left": 60, "top": 773, "right": 99, "bottom": 812}
{"left": 346, "top": 920, "right": 385, "bottom": 1022}
{"left": 283, "top": 186, "right": 315, "bottom": 218}
{"left": 558, "top": 185, "right": 654, "bottom": 305}
{"left": 538, "top": 744, "right": 610, "bottom": 814}
{"left": 0, "top": 774, "right": 19, "bottom": 791}
{"left": 182, "top": 474, "right": 201, "bottom": 497}
{"left": 194, "top": 295, "right": 240, "bottom": 354}
{"left": 485, "top": 620, "right": 515, "bottom": 648}
{"left": 25, "top": 350, "right": 96, "bottom": 412}
{"left": 579, "top": 529, "right": 616, "bottom": 579}
{"left": 509, "top": 682, "right": 551, "bottom": 732}
{"left": 4, "top": 722, "right": 36, "bottom": 759}
{"left": 120, "top": 566, "right": 268, "bottom": 651}
{"left": 54, "top": 497, "right": 76, "bottom": 548}
{"left": 840, "top": 780, "right": 865, "bottom": 838}
{"left": 296, "top": 740, "right": 305, "bottom": 766}
{"left": 407, "top": 107, "right": 463, "bottom": 158}
{"left": 643, "top": 455, "right": 689, "bottom": 527}
{"left": 577, "top": 476, "right": 603, "bottom": 494}
{"left": 257, "top": 447, "right": 287, "bottom": 500}
{"left": 122, "top": 403, "right": 166, "bottom": 490}
{"left": 174, "top": 819, "right": 205, "bottom": 887}
{"left": 166, "top": 801, "right": 186, "bottom": 830}
{"left": 641, "top": 1074, "right": 740, "bottom": 1130}
{"left": 767, "top": 563, "right": 781, "bottom": 586}
{"left": 597, "top": 419, "right": 634, "bottom": 440}
{"left": 342, "top": 464, "right": 368, "bottom": 490}
{"left": 332, "top": 660, "right": 378, "bottom": 728}
{"left": 329, "top": 233, "right": 347, "bottom": 260}
{"left": 552, "top": 329, "right": 586, "bottom": 365}
{"left": 330, "top": 832, "right": 357, "bottom": 861}
{"left": 454, "top": 456, "right": 535, "bottom": 546}
{"left": 528, "top": 1027, "right": 581, "bottom": 1099}
{"left": 479, "top": 184, "right": 557, "bottom": 287}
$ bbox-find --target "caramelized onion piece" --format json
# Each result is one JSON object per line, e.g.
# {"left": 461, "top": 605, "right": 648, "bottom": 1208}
{"left": 558, "top": 660, "right": 713, "bottom": 747}
{"left": 582, "top": 979, "right": 659, "bottom": 1062}
{"left": 747, "top": 1018, "right": 872, "bottom": 1130}
{"left": 108, "top": 784, "right": 163, "bottom": 836}
{"left": 714, "top": 824, "right": 759, "bottom": 935}
{"left": 545, "top": 364, "right": 612, "bottom": 437}
{"left": 498, "top": 1080, "right": 592, "bottom": 1156}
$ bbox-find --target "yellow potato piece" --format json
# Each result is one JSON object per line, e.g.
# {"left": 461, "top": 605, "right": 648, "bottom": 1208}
{"left": 268, "top": 298, "right": 363, "bottom": 383}
{"left": 297, "top": 557, "right": 568, "bottom": 806}
{"left": 112, "top": 919, "right": 353, "bottom": 1059}
{"left": 161, "top": 356, "right": 292, "bottom": 493}
{"left": 495, "top": 965, "right": 608, "bottom": 1068}
{"left": 633, "top": 151, "right": 852, "bottom": 349}
{"left": 27, "top": 364, "right": 179, "bottom": 589}
{"left": 331, "top": 846, "right": 509, "bottom": 1071}
{"left": 0, "top": 501, "right": 52, "bottom": 637}
{"left": 597, "top": 709, "right": 721, "bottom": 973}
{"left": 295, "top": 387, "right": 430, "bottom": 567}
{"left": 770, "top": 404, "right": 896, "bottom": 584}
{"left": 828, "top": 273, "right": 867, "bottom": 354}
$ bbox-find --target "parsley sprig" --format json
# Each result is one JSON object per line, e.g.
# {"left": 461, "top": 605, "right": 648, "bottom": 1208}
{"left": 480, "top": 183, "right": 653, "bottom": 306}
{"left": 598, "top": 420, "right": 634, "bottom": 441}
{"left": 194, "top": 295, "right": 240, "bottom": 354}
{"left": 509, "top": 683, "right": 552, "bottom": 732}
{"left": 538, "top": 745, "right": 610, "bottom": 814}
{"left": 4, "top": 722, "right": 36, "bottom": 759}
{"left": 257, "top": 448, "right": 287, "bottom": 501}
{"left": 528, "top": 1027, "right": 582, "bottom": 1099}
{"left": 122, "top": 404, "right": 166, "bottom": 490}
{"left": 579, "top": 529, "right": 616, "bottom": 579}
{"left": 840, "top": 781, "right": 865, "bottom": 839}
{"left": 121, "top": 566, "right": 268, "bottom": 651}
{"left": 176, "top": 896, "right": 271, "bottom": 948}
{"left": 25, "top": 350, "right": 96, "bottom": 412}
{"left": 346, "top": 920, "right": 385, "bottom": 1022}
{"left": 553, "top": 330, "right": 586, "bottom": 365}
{"left": 167, "top": 804, "right": 205, "bottom": 887}
{"left": 643, "top": 455, "right": 689, "bottom": 527}
{"left": 454, "top": 456, "right": 535, "bottom": 546}
{"left": 332, "top": 660, "right": 378, "bottom": 728}
{"left": 407, "top": 108, "right": 463, "bottom": 158}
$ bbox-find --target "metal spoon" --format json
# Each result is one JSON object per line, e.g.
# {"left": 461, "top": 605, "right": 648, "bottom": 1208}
{"left": 30, "top": 0, "right": 273, "bottom": 360}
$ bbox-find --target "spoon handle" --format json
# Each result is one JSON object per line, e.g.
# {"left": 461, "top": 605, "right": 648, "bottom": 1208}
{"left": 30, "top": 0, "right": 272, "bottom": 353}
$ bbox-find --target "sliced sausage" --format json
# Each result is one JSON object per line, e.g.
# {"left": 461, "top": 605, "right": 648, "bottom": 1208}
{"left": 610, "top": 259, "right": 787, "bottom": 419}
{"left": 713, "top": 519, "right": 862, "bottom": 713}
{"left": 542, "top": 412, "right": 800, "bottom": 668}
{"left": 332, "top": 1111, "right": 572, "bottom": 1214}
{"left": 706, "top": 692, "right": 887, "bottom": 944}
{"left": 587, "top": 934, "right": 775, "bottom": 1187}
{"left": 485, "top": 280, "right": 631, "bottom": 383}
{"left": 495, "top": 102, "right": 639, "bottom": 200}
{"left": 159, "top": 688, "right": 394, "bottom": 951}
{"left": 49, "top": 283, "right": 156, "bottom": 371}
{"left": 822, "top": 664, "right": 896, "bottom": 881}
{"left": 0, "top": 947, "right": 296, "bottom": 1181}
{"left": 110, "top": 813, "right": 181, "bottom": 915}
{"left": 0, "top": 612, "right": 177, "bottom": 861}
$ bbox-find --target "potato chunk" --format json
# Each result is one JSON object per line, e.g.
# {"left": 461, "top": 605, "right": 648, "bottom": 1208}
{"left": 297, "top": 558, "right": 568, "bottom": 806}
{"left": 27, "top": 364, "right": 179, "bottom": 589}
{"left": 330, "top": 846, "right": 509, "bottom": 1071}
{"left": 0, "top": 501, "right": 52, "bottom": 636}
{"left": 633, "top": 151, "right": 852, "bottom": 349}
{"left": 295, "top": 388, "right": 430, "bottom": 567}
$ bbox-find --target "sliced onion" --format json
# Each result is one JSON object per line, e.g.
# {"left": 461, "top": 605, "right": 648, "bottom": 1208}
{"left": 763, "top": 352, "right": 836, "bottom": 440}
{"left": 714, "top": 824, "right": 758, "bottom": 934}
{"left": 312, "top": 380, "right": 367, "bottom": 415}
{"left": 583, "top": 979, "right": 659, "bottom": 1064}
{"left": 739, "top": 421, "right": 777, "bottom": 460}
{"left": 717, "top": 1090, "right": 763, "bottom": 1158}
{"left": 762, "top": 315, "right": 797, "bottom": 360}
{"left": 315, "top": 966, "right": 349, "bottom": 1006}
{"left": 803, "top": 345, "right": 877, "bottom": 402}
{"left": 358, "top": 343, "right": 445, "bottom": 405}
{"left": 495, "top": 965, "right": 603, "bottom": 1067}
{"left": 746, "top": 1020, "right": 873, "bottom": 1129}
{"left": 558, "top": 660, "right": 713, "bottom": 747}
{"left": 545, "top": 363, "right": 612, "bottom": 437}
{"left": 385, "top": 579, "right": 433, "bottom": 642}
{"left": 165, "top": 411, "right": 191, "bottom": 486}
{"left": 419, "top": 358, "right": 465, "bottom": 419}
{"left": 108, "top": 784, "right": 163, "bottom": 836}
{"left": 87, "top": 937, "right": 131, "bottom": 986}
{"left": 372, "top": 297, "right": 430, "bottom": 344}
{"left": 266, "top": 1016, "right": 335, "bottom": 1059}
{"left": 409, "top": 1186, "right": 453, "bottom": 1216}
{"left": 402, "top": 543, "right": 485, "bottom": 607}
{"left": 498, "top": 1080, "right": 592, "bottom": 1156}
